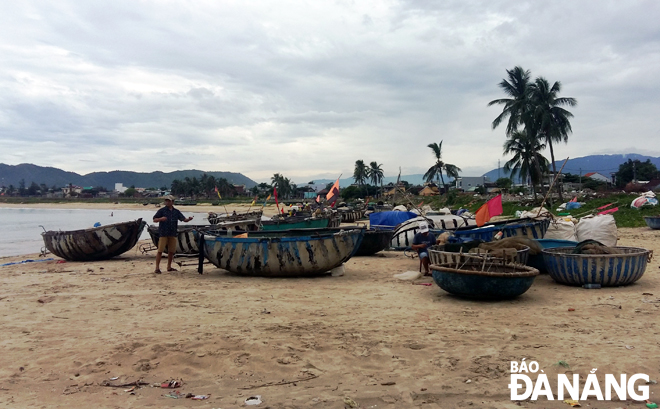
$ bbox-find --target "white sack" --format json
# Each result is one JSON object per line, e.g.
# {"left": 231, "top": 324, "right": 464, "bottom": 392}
{"left": 576, "top": 214, "right": 618, "bottom": 247}
{"left": 544, "top": 219, "right": 578, "bottom": 241}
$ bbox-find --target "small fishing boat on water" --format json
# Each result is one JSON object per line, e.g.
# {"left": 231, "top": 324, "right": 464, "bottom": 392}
{"left": 201, "top": 227, "right": 365, "bottom": 276}
{"left": 42, "top": 219, "right": 147, "bottom": 261}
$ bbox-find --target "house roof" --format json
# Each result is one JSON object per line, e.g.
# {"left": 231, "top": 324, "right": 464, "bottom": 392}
{"left": 584, "top": 172, "right": 596, "bottom": 177}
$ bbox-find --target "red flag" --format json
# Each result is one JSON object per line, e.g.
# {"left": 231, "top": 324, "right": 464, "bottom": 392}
{"left": 475, "top": 194, "right": 503, "bottom": 227}
{"left": 326, "top": 178, "right": 340, "bottom": 204}
{"left": 273, "top": 187, "right": 280, "bottom": 212}
{"left": 315, "top": 194, "right": 320, "bottom": 203}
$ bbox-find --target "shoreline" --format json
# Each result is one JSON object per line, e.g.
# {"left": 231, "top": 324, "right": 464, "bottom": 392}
{"left": 0, "top": 201, "right": 282, "bottom": 216}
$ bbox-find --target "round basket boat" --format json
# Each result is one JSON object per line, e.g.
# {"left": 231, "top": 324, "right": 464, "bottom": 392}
{"left": 430, "top": 262, "right": 539, "bottom": 300}
{"left": 429, "top": 244, "right": 529, "bottom": 266}
{"left": 644, "top": 216, "right": 660, "bottom": 230}
{"left": 542, "top": 246, "right": 652, "bottom": 286}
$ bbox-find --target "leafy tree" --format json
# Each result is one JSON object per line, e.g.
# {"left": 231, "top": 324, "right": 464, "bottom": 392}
{"left": 40, "top": 183, "right": 49, "bottom": 195}
{"left": 19, "top": 179, "right": 26, "bottom": 196}
{"left": 614, "top": 159, "right": 659, "bottom": 187}
{"left": 353, "top": 160, "right": 368, "bottom": 188}
{"left": 271, "top": 173, "right": 292, "bottom": 199}
{"left": 495, "top": 178, "right": 513, "bottom": 190}
{"left": 423, "top": 141, "right": 461, "bottom": 193}
{"left": 27, "top": 182, "right": 40, "bottom": 196}
{"left": 503, "top": 130, "right": 549, "bottom": 199}
{"left": 124, "top": 187, "right": 137, "bottom": 197}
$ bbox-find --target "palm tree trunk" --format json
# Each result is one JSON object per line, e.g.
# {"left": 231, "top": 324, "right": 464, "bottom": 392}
{"left": 439, "top": 173, "right": 446, "bottom": 195}
{"left": 547, "top": 140, "right": 564, "bottom": 202}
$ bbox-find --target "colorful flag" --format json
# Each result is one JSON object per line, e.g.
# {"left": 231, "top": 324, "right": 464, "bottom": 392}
{"left": 475, "top": 194, "right": 503, "bottom": 227}
{"left": 273, "top": 187, "right": 280, "bottom": 212}
{"left": 250, "top": 196, "right": 257, "bottom": 206}
{"left": 326, "top": 178, "right": 340, "bottom": 204}
{"left": 215, "top": 186, "right": 221, "bottom": 200}
{"left": 315, "top": 194, "right": 320, "bottom": 203}
{"left": 262, "top": 194, "right": 271, "bottom": 207}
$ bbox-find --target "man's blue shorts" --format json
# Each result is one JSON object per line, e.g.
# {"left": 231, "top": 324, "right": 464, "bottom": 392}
{"left": 419, "top": 251, "right": 429, "bottom": 260}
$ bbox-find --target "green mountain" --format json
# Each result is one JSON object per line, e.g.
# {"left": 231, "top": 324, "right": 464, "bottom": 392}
{"left": 0, "top": 163, "right": 257, "bottom": 190}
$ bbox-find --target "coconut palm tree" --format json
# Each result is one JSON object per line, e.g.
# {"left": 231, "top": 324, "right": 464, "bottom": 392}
{"left": 503, "top": 130, "right": 549, "bottom": 199}
{"left": 529, "top": 77, "right": 577, "bottom": 202}
{"left": 423, "top": 141, "right": 461, "bottom": 193}
{"left": 368, "top": 161, "right": 384, "bottom": 197}
{"left": 488, "top": 66, "right": 533, "bottom": 135}
{"left": 489, "top": 66, "right": 548, "bottom": 199}
{"left": 353, "top": 160, "right": 368, "bottom": 190}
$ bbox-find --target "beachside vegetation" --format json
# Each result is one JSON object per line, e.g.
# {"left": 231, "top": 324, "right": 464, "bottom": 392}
{"left": 489, "top": 66, "right": 576, "bottom": 202}
{"left": 423, "top": 141, "right": 461, "bottom": 193}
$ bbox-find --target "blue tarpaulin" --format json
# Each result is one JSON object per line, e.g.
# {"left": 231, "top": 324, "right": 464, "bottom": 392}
{"left": 369, "top": 211, "right": 418, "bottom": 228}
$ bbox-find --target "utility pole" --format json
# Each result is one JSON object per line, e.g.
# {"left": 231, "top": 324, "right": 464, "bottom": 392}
{"left": 497, "top": 159, "right": 500, "bottom": 180}
{"left": 633, "top": 161, "right": 637, "bottom": 183}
{"left": 579, "top": 168, "right": 582, "bottom": 191}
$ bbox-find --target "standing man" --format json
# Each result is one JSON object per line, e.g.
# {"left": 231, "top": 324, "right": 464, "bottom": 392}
{"left": 411, "top": 221, "right": 439, "bottom": 276}
{"left": 153, "top": 195, "right": 194, "bottom": 274}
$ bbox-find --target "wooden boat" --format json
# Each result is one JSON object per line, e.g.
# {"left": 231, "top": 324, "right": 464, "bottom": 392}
{"left": 354, "top": 229, "right": 394, "bottom": 256}
{"left": 430, "top": 261, "right": 539, "bottom": 299}
{"left": 339, "top": 209, "right": 366, "bottom": 223}
{"left": 452, "top": 218, "right": 550, "bottom": 242}
{"left": 542, "top": 246, "right": 651, "bottom": 286}
{"left": 644, "top": 216, "right": 660, "bottom": 230}
{"left": 42, "top": 219, "right": 147, "bottom": 261}
{"left": 147, "top": 220, "right": 260, "bottom": 254}
{"left": 202, "top": 228, "right": 365, "bottom": 276}
{"left": 208, "top": 210, "right": 263, "bottom": 225}
{"left": 261, "top": 215, "right": 330, "bottom": 231}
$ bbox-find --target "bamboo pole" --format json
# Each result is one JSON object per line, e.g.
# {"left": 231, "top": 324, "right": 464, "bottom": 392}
{"left": 536, "top": 157, "right": 569, "bottom": 217}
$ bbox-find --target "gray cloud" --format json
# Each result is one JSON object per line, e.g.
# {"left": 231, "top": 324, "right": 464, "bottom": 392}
{"left": 0, "top": 0, "right": 659, "bottom": 183}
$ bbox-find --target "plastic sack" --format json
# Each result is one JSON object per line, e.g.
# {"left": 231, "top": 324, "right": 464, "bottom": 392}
{"left": 393, "top": 271, "right": 422, "bottom": 281}
{"left": 576, "top": 214, "right": 618, "bottom": 247}
{"left": 544, "top": 219, "right": 578, "bottom": 241}
{"left": 330, "top": 265, "right": 345, "bottom": 277}
{"left": 566, "top": 202, "right": 581, "bottom": 210}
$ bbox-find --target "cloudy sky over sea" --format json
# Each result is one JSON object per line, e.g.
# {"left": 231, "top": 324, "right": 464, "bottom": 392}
{"left": 1, "top": 1, "right": 659, "bottom": 183}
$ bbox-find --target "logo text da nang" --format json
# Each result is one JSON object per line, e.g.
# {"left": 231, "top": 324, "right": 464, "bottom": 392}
{"left": 509, "top": 359, "right": 649, "bottom": 401}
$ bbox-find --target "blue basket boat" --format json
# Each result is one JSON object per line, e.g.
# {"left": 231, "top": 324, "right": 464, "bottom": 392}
{"left": 452, "top": 218, "right": 550, "bottom": 242}
{"left": 542, "top": 246, "right": 652, "bottom": 286}
{"left": 526, "top": 239, "right": 578, "bottom": 273}
{"left": 430, "top": 262, "right": 539, "bottom": 299}
{"left": 644, "top": 216, "right": 660, "bottom": 230}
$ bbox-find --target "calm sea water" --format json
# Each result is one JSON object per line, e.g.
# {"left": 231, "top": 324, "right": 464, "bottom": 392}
{"left": 0, "top": 207, "right": 211, "bottom": 258}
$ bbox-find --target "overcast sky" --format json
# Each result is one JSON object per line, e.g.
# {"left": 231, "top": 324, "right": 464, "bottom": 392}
{"left": 1, "top": 1, "right": 659, "bottom": 183}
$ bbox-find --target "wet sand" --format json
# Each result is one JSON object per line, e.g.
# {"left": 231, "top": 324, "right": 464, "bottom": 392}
{"left": 0, "top": 227, "right": 658, "bottom": 408}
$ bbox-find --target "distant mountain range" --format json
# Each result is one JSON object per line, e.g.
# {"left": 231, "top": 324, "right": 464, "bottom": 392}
{"left": 0, "top": 163, "right": 257, "bottom": 190}
{"left": 482, "top": 154, "right": 660, "bottom": 183}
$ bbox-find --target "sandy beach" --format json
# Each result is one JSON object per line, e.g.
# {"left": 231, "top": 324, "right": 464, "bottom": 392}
{"left": 0, "top": 212, "right": 658, "bottom": 407}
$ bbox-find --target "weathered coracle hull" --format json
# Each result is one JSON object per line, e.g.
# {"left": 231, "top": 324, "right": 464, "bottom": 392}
{"left": 261, "top": 217, "right": 330, "bottom": 231}
{"left": 543, "top": 246, "right": 652, "bottom": 286}
{"left": 452, "top": 218, "right": 550, "bottom": 242}
{"left": 203, "top": 228, "right": 365, "bottom": 276}
{"left": 431, "top": 263, "right": 539, "bottom": 299}
{"left": 355, "top": 229, "right": 393, "bottom": 256}
{"left": 389, "top": 217, "right": 436, "bottom": 250}
{"left": 42, "top": 219, "right": 147, "bottom": 261}
{"left": 644, "top": 216, "right": 660, "bottom": 230}
{"left": 208, "top": 210, "right": 263, "bottom": 225}
{"left": 340, "top": 209, "right": 366, "bottom": 223}
{"left": 526, "top": 239, "right": 578, "bottom": 273}
{"left": 429, "top": 245, "right": 530, "bottom": 266}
